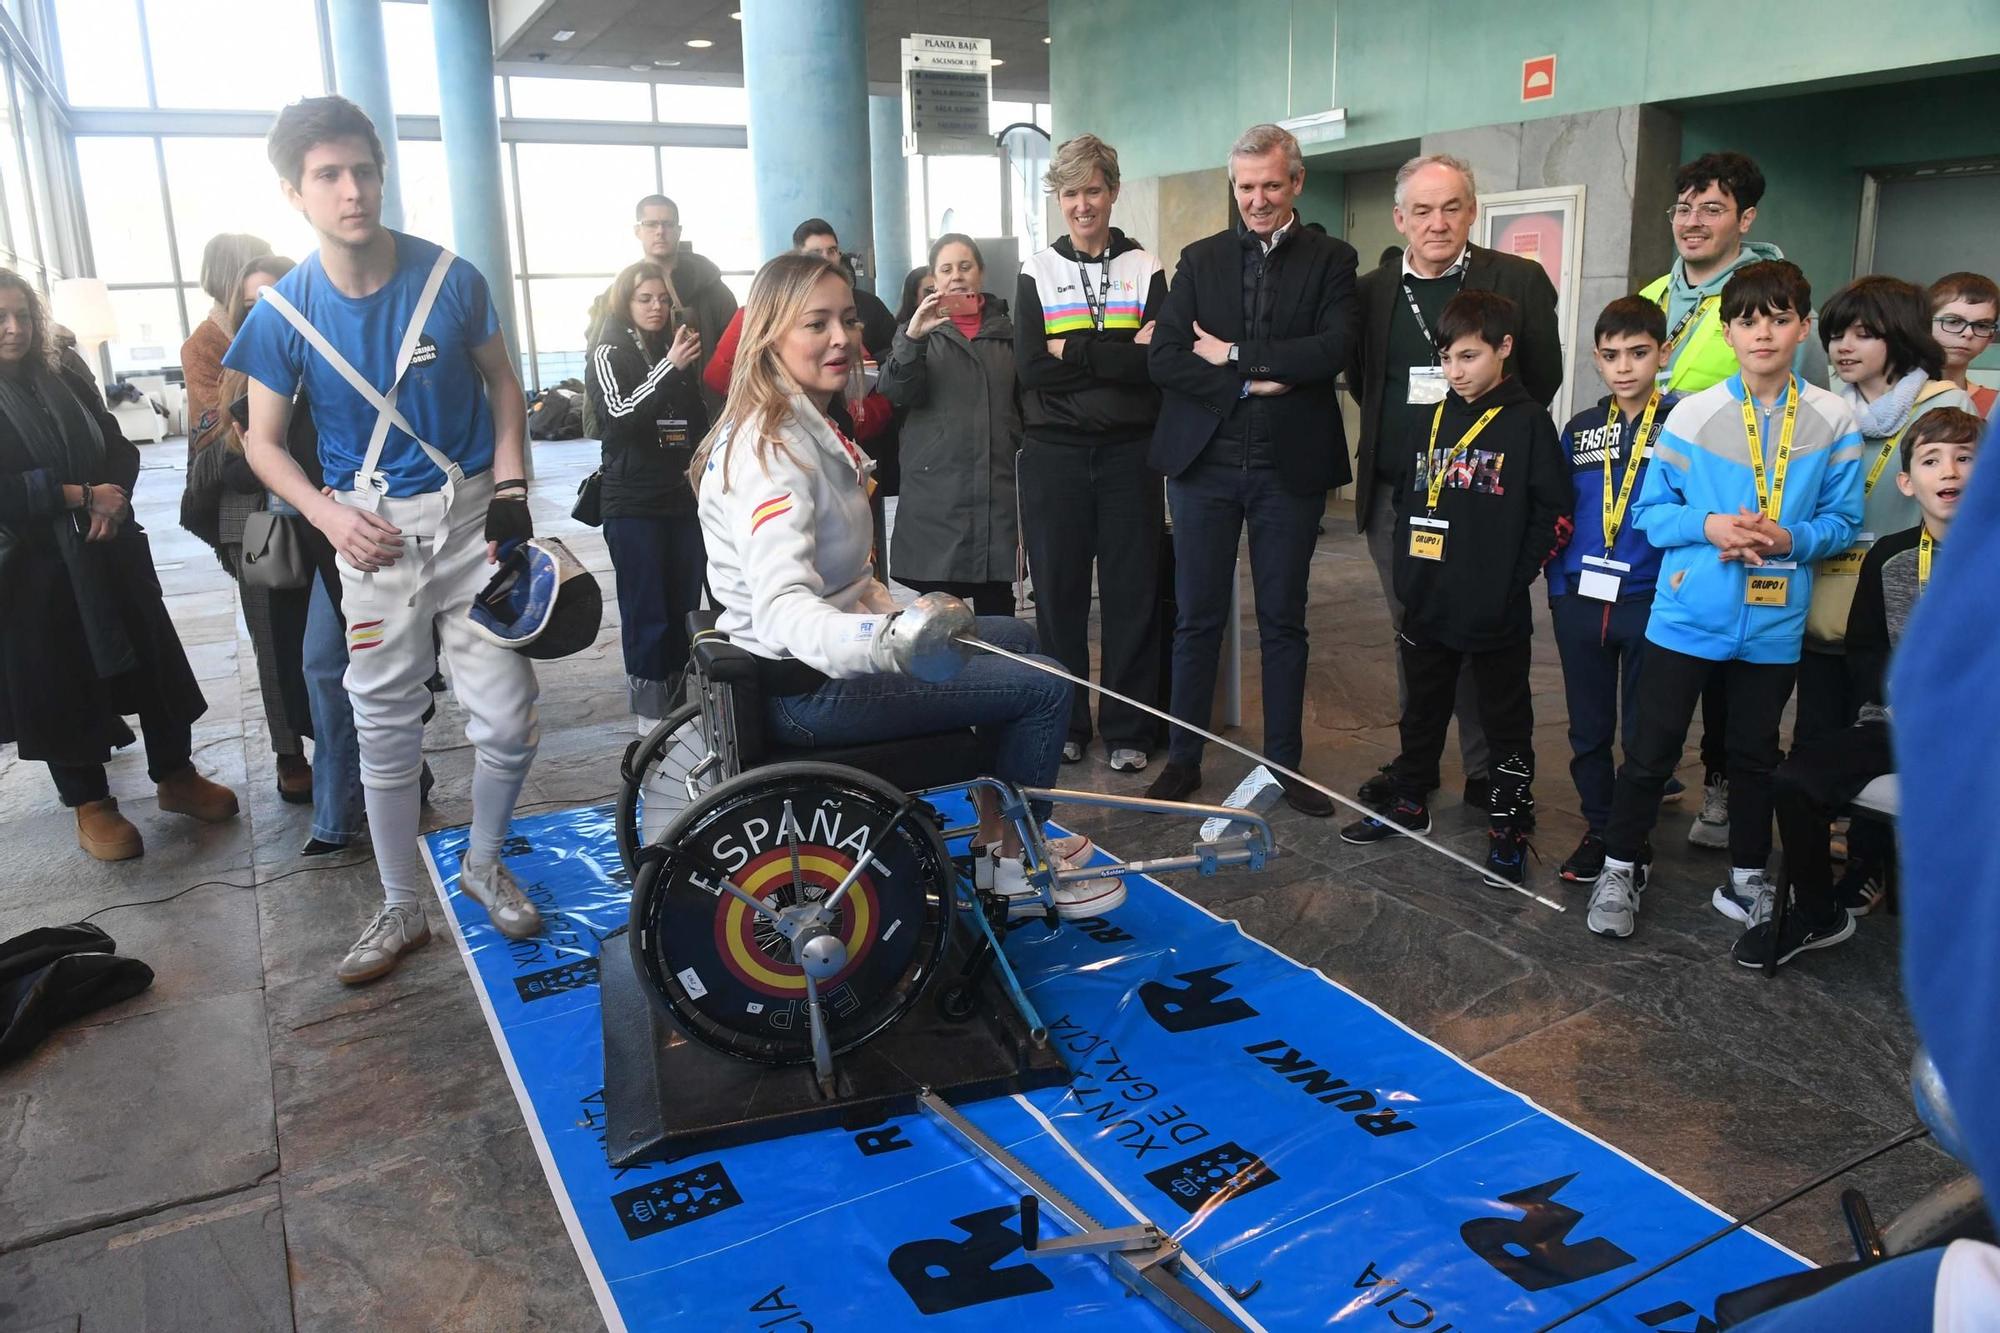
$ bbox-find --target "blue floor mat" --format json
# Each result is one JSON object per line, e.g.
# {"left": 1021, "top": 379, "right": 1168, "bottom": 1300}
{"left": 422, "top": 792, "right": 1805, "bottom": 1332}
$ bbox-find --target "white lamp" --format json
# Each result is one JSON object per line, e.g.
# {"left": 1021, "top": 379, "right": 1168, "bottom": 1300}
{"left": 51, "top": 277, "right": 119, "bottom": 388}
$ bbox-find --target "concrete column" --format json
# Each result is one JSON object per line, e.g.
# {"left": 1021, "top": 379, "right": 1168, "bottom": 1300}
{"left": 741, "top": 0, "right": 872, "bottom": 267}
{"left": 428, "top": 0, "right": 519, "bottom": 357}
{"left": 868, "top": 94, "right": 910, "bottom": 296}
{"left": 325, "top": 0, "right": 404, "bottom": 230}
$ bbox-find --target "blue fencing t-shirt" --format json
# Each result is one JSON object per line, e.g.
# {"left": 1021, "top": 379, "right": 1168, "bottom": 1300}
{"left": 223, "top": 230, "right": 500, "bottom": 497}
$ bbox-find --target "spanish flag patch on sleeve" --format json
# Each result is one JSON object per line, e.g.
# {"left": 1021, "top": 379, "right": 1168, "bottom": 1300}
{"left": 750, "top": 493, "right": 794, "bottom": 534}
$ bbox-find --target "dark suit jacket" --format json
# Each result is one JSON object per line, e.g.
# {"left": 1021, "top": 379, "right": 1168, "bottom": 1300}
{"left": 1147, "top": 224, "right": 1359, "bottom": 495}
{"left": 1347, "top": 244, "right": 1562, "bottom": 530}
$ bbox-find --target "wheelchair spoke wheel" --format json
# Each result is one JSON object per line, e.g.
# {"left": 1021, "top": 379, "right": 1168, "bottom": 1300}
{"left": 615, "top": 703, "right": 715, "bottom": 876}
{"left": 629, "top": 762, "right": 954, "bottom": 1065}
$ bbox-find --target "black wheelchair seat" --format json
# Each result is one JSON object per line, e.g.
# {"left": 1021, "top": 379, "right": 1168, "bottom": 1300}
{"left": 685, "top": 610, "right": 996, "bottom": 795}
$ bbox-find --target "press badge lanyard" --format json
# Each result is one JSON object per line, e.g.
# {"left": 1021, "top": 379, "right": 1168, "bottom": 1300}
{"left": 1741, "top": 378, "right": 1799, "bottom": 523}
{"left": 1424, "top": 404, "right": 1503, "bottom": 512}
{"left": 1401, "top": 275, "right": 1465, "bottom": 363}
{"left": 1918, "top": 529, "right": 1936, "bottom": 591}
{"left": 1659, "top": 294, "right": 1716, "bottom": 362}
{"left": 259, "top": 248, "right": 464, "bottom": 594}
{"left": 1076, "top": 255, "right": 1112, "bottom": 332}
{"left": 1601, "top": 392, "right": 1662, "bottom": 549}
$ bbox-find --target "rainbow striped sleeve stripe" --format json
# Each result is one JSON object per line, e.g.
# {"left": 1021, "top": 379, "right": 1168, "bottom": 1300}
{"left": 750, "top": 493, "right": 794, "bottom": 534}
{"left": 1041, "top": 299, "right": 1146, "bottom": 335}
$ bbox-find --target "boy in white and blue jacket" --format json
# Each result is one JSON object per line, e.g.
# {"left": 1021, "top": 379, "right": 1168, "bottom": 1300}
{"left": 1587, "top": 261, "right": 1863, "bottom": 941}
{"left": 1547, "top": 297, "right": 1682, "bottom": 885}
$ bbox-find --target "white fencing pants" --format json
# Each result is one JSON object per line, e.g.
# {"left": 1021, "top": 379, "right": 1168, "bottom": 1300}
{"left": 338, "top": 472, "right": 540, "bottom": 903}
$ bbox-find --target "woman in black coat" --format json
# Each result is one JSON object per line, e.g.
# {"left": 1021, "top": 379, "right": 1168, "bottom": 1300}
{"left": 0, "top": 270, "right": 239, "bottom": 860}
{"left": 587, "top": 259, "right": 710, "bottom": 730}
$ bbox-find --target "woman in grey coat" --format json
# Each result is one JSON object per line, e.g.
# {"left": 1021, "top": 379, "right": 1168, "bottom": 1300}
{"left": 877, "top": 233, "right": 1022, "bottom": 616}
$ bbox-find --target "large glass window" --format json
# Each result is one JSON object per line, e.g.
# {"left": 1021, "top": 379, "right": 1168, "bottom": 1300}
{"left": 161, "top": 137, "right": 313, "bottom": 281}
{"left": 56, "top": 0, "right": 148, "bottom": 108}
{"left": 653, "top": 82, "right": 747, "bottom": 125}
{"left": 658, "top": 145, "right": 755, "bottom": 274}
{"left": 515, "top": 141, "right": 656, "bottom": 274}
{"left": 144, "top": 0, "right": 322, "bottom": 110}
{"left": 382, "top": 0, "right": 439, "bottom": 117}
{"left": 508, "top": 75, "right": 651, "bottom": 122}
{"left": 105, "top": 284, "right": 185, "bottom": 374}
{"left": 395, "top": 138, "right": 455, "bottom": 250}
{"left": 0, "top": 59, "right": 33, "bottom": 270}
{"left": 74, "top": 137, "right": 172, "bottom": 283}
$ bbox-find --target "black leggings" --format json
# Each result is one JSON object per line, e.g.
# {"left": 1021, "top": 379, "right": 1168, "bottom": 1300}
{"left": 1604, "top": 645, "right": 1797, "bottom": 869}
{"left": 48, "top": 717, "right": 193, "bottom": 807}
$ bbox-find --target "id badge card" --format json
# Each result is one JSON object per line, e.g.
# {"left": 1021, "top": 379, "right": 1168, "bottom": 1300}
{"left": 1407, "top": 366, "right": 1447, "bottom": 405}
{"left": 1408, "top": 515, "right": 1448, "bottom": 561}
{"left": 656, "top": 417, "right": 691, "bottom": 448}
{"left": 1745, "top": 560, "right": 1798, "bottom": 607}
{"left": 1578, "top": 555, "right": 1632, "bottom": 602}
{"left": 1818, "top": 531, "right": 1876, "bottom": 578}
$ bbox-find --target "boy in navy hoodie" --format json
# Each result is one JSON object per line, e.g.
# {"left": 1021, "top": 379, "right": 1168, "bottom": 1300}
{"left": 1341, "top": 290, "right": 1570, "bottom": 884}
{"left": 1586, "top": 261, "right": 1863, "bottom": 940}
{"left": 1546, "top": 298, "right": 1682, "bottom": 883}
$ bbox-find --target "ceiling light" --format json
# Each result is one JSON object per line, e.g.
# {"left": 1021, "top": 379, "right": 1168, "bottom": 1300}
{"left": 990, "top": 57, "right": 1004, "bottom": 66}
{"left": 686, "top": 38, "right": 713, "bottom": 48}
{"left": 653, "top": 58, "right": 682, "bottom": 68}
{"left": 1043, "top": 36, "right": 1051, "bottom": 44}
{"left": 552, "top": 28, "right": 575, "bottom": 41}
{"left": 730, "top": 10, "right": 742, "bottom": 18}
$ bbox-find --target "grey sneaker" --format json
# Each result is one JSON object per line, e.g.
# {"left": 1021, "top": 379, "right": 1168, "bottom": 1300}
{"left": 460, "top": 854, "right": 544, "bottom": 939}
{"left": 1712, "top": 870, "right": 1774, "bottom": 926}
{"left": 1108, "top": 747, "right": 1149, "bottom": 773}
{"left": 337, "top": 904, "right": 431, "bottom": 985}
{"left": 1586, "top": 861, "right": 1647, "bottom": 939}
{"left": 1061, "top": 740, "right": 1084, "bottom": 763}
{"left": 1689, "top": 775, "right": 1729, "bottom": 848}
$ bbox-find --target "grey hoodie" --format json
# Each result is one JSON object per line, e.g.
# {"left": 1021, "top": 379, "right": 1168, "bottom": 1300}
{"left": 1662, "top": 238, "right": 1830, "bottom": 385}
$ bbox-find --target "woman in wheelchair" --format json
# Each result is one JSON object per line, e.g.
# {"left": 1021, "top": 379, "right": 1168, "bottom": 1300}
{"left": 691, "top": 252, "right": 1123, "bottom": 918}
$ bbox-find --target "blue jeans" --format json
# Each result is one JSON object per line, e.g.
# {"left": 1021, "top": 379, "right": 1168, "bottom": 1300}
{"left": 1166, "top": 463, "right": 1325, "bottom": 768}
{"left": 304, "top": 575, "right": 363, "bottom": 844}
{"left": 602, "top": 513, "right": 707, "bottom": 717}
{"left": 1549, "top": 593, "right": 1652, "bottom": 832}
{"left": 765, "top": 616, "right": 1067, "bottom": 817}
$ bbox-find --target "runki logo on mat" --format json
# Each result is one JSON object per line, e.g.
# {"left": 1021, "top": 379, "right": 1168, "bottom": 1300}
{"left": 1145, "top": 1140, "right": 1280, "bottom": 1215}
{"left": 610, "top": 1161, "right": 742, "bottom": 1240}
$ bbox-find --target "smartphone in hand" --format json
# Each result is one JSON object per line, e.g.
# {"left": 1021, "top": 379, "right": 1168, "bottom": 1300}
{"left": 937, "top": 291, "right": 979, "bottom": 318}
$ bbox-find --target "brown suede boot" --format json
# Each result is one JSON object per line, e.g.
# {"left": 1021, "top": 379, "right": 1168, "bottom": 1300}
{"left": 77, "top": 798, "right": 144, "bottom": 861}
{"left": 276, "top": 754, "right": 313, "bottom": 805}
{"left": 156, "top": 767, "right": 241, "bottom": 823}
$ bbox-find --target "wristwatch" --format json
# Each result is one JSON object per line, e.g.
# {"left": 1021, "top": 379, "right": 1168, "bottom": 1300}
{"left": 1227, "top": 344, "right": 1240, "bottom": 364}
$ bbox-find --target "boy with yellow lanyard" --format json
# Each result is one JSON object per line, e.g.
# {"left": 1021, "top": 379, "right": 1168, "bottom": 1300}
{"left": 1586, "top": 262, "right": 1863, "bottom": 941}
{"left": 1341, "top": 290, "right": 1570, "bottom": 886}
{"left": 1741, "top": 407, "right": 1982, "bottom": 967}
{"left": 1544, "top": 297, "right": 1684, "bottom": 885}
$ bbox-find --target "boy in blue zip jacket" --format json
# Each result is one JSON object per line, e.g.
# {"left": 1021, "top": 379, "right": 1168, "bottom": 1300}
{"left": 1547, "top": 297, "right": 1682, "bottom": 884}
{"left": 1586, "top": 261, "right": 1863, "bottom": 940}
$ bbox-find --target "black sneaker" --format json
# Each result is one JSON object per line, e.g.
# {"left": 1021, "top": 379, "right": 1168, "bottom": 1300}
{"left": 1144, "top": 761, "right": 1201, "bottom": 802}
{"left": 1833, "top": 860, "right": 1888, "bottom": 917}
{"left": 1340, "top": 799, "right": 1431, "bottom": 845}
{"left": 1279, "top": 775, "right": 1334, "bottom": 818}
{"left": 1732, "top": 908, "right": 1857, "bottom": 969}
{"left": 1462, "top": 777, "right": 1493, "bottom": 812}
{"left": 1559, "top": 832, "right": 1607, "bottom": 883}
{"left": 1485, "top": 825, "right": 1529, "bottom": 886}
{"left": 1356, "top": 765, "right": 1396, "bottom": 808}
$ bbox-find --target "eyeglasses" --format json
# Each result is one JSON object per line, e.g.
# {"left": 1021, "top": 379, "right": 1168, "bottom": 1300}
{"left": 1935, "top": 312, "right": 1999, "bottom": 338}
{"left": 1668, "top": 203, "right": 1733, "bottom": 223}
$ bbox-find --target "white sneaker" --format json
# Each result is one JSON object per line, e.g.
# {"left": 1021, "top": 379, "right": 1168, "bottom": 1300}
{"left": 987, "top": 833, "right": 1097, "bottom": 872}
{"left": 635, "top": 713, "right": 664, "bottom": 738}
{"left": 460, "top": 853, "right": 544, "bottom": 940}
{"left": 337, "top": 904, "right": 431, "bottom": 985}
{"left": 1108, "top": 748, "right": 1149, "bottom": 772}
{"left": 1688, "top": 775, "right": 1729, "bottom": 848}
{"left": 1712, "top": 869, "right": 1774, "bottom": 926}
{"left": 1586, "top": 860, "right": 1647, "bottom": 939}
{"left": 991, "top": 854, "right": 1127, "bottom": 919}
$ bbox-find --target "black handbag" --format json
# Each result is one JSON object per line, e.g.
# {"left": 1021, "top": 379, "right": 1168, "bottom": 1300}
{"left": 240, "top": 508, "right": 313, "bottom": 589}
{"left": 572, "top": 469, "right": 604, "bottom": 527}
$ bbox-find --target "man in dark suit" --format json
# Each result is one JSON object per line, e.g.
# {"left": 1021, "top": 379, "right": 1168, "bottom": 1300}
{"left": 1144, "top": 123, "right": 1359, "bottom": 815}
{"left": 1347, "top": 153, "right": 1562, "bottom": 812}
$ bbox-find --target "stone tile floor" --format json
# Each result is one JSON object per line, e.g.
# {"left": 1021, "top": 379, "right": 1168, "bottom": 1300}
{"left": 0, "top": 437, "right": 1962, "bottom": 1331}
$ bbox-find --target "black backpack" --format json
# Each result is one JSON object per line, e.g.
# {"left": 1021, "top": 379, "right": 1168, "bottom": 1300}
{"left": 526, "top": 380, "right": 585, "bottom": 441}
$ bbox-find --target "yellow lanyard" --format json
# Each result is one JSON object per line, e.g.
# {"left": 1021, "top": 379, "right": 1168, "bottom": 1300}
{"left": 1659, "top": 294, "right": 1717, "bottom": 361}
{"left": 1739, "top": 379, "right": 1799, "bottom": 522}
{"left": 1424, "top": 404, "right": 1503, "bottom": 513}
{"left": 1919, "top": 528, "right": 1935, "bottom": 591}
{"left": 1601, "top": 392, "right": 1661, "bottom": 549}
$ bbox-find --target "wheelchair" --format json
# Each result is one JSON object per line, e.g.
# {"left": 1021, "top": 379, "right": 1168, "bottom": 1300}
{"left": 615, "top": 607, "right": 1276, "bottom": 1093}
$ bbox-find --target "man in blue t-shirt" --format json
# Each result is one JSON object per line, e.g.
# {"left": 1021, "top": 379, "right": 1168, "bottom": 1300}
{"left": 228, "top": 95, "right": 544, "bottom": 984}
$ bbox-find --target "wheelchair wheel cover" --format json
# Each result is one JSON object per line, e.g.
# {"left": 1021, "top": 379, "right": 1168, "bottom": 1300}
{"left": 629, "top": 761, "right": 954, "bottom": 1064}
{"left": 614, "top": 703, "right": 712, "bottom": 877}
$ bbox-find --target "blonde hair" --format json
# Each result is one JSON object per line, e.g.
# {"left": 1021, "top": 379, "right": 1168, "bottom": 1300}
{"left": 1044, "top": 133, "right": 1119, "bottom": 195}
{"left": 689, "top": 252, "right": 852, "bottom": 492}
{"left": 217, "top": 255, "right": 296, "bottom": 454}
